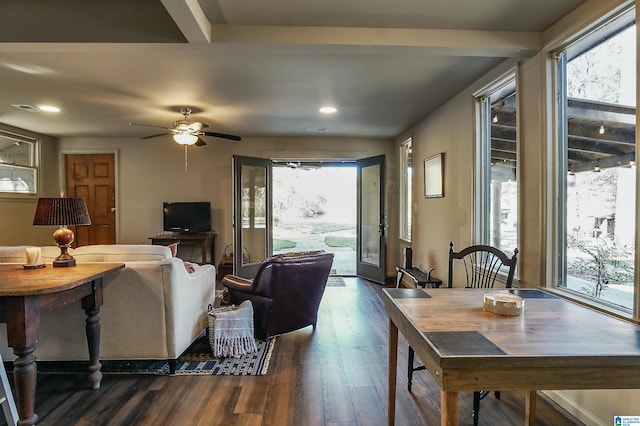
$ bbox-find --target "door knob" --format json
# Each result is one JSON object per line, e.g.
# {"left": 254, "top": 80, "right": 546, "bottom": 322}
{"left": 110, "top": 208, "right": 116, "bottom": 212}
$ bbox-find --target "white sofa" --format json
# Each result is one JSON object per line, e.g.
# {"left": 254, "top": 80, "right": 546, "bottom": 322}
{"left": 0, "top": 244, "right": 216, "bottom": 368}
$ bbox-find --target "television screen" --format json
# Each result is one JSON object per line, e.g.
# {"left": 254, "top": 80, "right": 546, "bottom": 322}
{"left": 163, "top": 202, "right": 211, "bottom": 234}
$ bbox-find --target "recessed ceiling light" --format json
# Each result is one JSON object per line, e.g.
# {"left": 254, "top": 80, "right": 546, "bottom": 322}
{"left": 37, "top": 105, "right": 61, "bottom": 113}
{"left": 319, "top": 106, "right": 337, "bottom": 114}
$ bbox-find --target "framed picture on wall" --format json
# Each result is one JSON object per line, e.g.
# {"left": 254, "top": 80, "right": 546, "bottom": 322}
{"left": 424, "top": 153, "right": 444, "bottom": 198}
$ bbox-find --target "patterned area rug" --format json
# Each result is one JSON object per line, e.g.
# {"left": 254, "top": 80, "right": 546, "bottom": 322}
{"left": 25, "top": 335, "right": 276, "bottom": 376}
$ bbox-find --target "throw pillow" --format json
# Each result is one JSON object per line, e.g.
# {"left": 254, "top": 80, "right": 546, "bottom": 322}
{"left": 168, "top": 242, "right": 179, "bottom": 257}
{"left": 183, "top": 261, "right": 197, "bottom": 273}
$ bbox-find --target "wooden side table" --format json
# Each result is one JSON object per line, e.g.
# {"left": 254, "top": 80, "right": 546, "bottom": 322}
{"left": 150, "top": 233, "right": 216, "bottom": 264}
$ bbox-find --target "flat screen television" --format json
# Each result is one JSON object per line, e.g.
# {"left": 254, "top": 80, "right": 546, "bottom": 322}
{"left": 163, "top": 202, "right": 211, "bottom": 234}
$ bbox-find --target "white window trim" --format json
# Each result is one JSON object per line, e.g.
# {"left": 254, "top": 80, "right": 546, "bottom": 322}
{"left": 399, "top": 137, "right": 412, "bottom": 242}
{"left": 473, "top": 70, "right": 518, "bottom": 247}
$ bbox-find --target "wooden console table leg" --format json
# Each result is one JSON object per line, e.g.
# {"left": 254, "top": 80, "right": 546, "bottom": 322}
{"left": 84, "top": 306, "right": 103, "bottom": 389}
{"left": 82, "top": 280, "right": 104, "bottom": 390}
{"left": 12, "top": 346, "right": 38, "bottom": 426}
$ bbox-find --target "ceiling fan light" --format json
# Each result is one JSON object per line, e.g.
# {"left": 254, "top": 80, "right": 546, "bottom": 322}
{"left": 173, "top": 133, "right": 198, "bottom": 145}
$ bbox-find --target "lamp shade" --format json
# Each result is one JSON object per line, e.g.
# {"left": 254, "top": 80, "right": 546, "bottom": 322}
{"left": 33, "top": 197, "right": 91, "bottom": 226}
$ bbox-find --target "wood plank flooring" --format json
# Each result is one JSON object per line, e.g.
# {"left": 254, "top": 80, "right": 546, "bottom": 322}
{"left": 3, "top": 278, "right": 584, "bottom": 425}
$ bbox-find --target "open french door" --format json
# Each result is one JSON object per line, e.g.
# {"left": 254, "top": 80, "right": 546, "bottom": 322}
{"left": 232, "top": 155, "right": 272, "bottom": 279}
{"left": 356, "top": 155, "right": 387, "bottom": 284}
{"left": 232, "top": 154, "right": 386, "bottom": 283}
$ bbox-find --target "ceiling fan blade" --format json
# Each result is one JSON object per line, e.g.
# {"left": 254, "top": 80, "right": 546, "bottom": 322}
{"left": 129, "top": 122, "right": 171, "bottom": 130}
{"left": 202, "top": 131, "right": 242, "bottom": 141}
{"left": 195, "top": 138, "right": 207, "bottom": 147}
{"left": 189, "top": 121, "right": 209, "bottom": 131}
{"left": 140, "top": 132, "right": 170, "bottom": 140}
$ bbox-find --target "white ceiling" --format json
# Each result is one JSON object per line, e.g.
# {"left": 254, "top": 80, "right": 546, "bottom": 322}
{"left": 0, "top": 0, "right": 585, "bottom": 141}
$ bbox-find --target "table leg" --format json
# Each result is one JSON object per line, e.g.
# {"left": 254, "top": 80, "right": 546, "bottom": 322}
{"left": 12, "top": 345, "right": 38, "bottom": 426}
{"left": 441, "top": 390, "right": 458, "bottom": 426}
{"left": 84, "top": 306, "right": 103, "bottom": 389}
{"left": 82, "top": 280, "right": 104, "bottom": 390}
{"left": 388, "top": 318, "right": 398, "bottom": 426}
{"left": 525, "top": 390, "right": 537, "bottom": 426}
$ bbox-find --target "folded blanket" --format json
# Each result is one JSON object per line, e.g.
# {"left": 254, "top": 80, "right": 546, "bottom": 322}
{"left": 208, "top": 300, "right": 257, "bottom": 358}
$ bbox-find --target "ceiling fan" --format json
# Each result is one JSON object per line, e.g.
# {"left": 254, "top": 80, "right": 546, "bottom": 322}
{"left": 129, "top": 107, "right": 241, "bottom": 146}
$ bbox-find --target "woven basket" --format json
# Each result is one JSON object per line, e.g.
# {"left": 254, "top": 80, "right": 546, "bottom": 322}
{"left": 220, "top": 244, "right": 250, "bottom": 266}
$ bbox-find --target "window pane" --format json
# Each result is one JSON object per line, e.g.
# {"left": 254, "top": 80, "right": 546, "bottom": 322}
{"left": 0, "top": 163, "right": 36, "bottom": 193}
{"left": 483, "top": 80, "right": 517, "bottom": 254}
{"left": 0, "top": 135, "right": 36, "bottom": 194}
{"left": 562, "top": 23, "right": 636, "bottom": 310}
{"left": 0, "top": 136, "right": 33, "bottom": 167}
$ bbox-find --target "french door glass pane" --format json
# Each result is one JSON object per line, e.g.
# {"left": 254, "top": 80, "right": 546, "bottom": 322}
{"left": 360, "top": 163, "right": 381, "bottom": 267}
{"left": 241, "top": 164, "right": 267, "bottom": 265}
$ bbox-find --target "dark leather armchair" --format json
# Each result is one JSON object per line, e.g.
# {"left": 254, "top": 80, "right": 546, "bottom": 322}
{"left": 222, "top": 251, "right": 334, "bottom": 340}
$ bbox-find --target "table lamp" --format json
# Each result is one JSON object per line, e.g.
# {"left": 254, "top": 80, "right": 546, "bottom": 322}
{"left": 32, "top": 197, "right": 91, "bottom": 267}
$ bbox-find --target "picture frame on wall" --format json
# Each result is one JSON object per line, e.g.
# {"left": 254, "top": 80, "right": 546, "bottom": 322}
{"left": 424, "top": 153, "right": 444, "bottom": 198}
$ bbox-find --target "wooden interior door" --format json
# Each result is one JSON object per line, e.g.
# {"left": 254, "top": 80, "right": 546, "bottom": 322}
{"left": 65, "top": 153, "right": 116, "bottom": 246}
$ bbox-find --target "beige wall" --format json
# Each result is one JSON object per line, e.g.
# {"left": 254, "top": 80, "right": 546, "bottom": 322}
{"left": 406, "top": 60, "right": 519, "bottom": 285}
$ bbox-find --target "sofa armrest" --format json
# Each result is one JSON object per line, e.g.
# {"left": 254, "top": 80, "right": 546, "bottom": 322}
{"left": 161, "top": 259, "right": 216, "bottom": 358}
{"left": 222, "top": 275, "right": 254, "bottom": 292}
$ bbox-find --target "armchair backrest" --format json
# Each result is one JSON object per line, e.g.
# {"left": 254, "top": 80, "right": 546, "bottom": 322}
{"left": 249, "top": 251, "right": 326, "bottom": 297}
{"left": 447, "top": 242, "right": 518, "bottom": 289}
{"left": 265, "top": 252, "right": 334, "bottom": 337}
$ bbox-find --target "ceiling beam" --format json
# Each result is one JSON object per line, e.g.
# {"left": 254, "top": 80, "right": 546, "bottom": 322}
{"left": 210, "top": 25, "right": 541, "bottom": 57}
{"left": 161, "top": 0, "right": 211, "bottom": 43}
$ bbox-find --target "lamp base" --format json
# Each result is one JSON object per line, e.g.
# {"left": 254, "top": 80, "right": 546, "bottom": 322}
{"left": 53, "top": 228, "right": 76, "bottom": 267}
{"left": 53, "top": 256, "right": 76, "bottom": 267}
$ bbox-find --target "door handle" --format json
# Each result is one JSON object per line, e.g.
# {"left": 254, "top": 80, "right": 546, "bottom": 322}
{"left": 110, "top": 208, "right": 116, "bottom": 213}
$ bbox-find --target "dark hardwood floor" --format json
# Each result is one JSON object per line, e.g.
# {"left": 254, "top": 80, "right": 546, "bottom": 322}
{"left": 4, "top": 278, "right": 584, "bottom": 425}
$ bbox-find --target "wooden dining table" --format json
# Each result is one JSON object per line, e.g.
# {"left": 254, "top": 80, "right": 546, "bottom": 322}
{"left": 382, "top": 287, "right": 640, "bottom": 425}
{"left": 0, "top": 262, "right": 125, "bottom": 426}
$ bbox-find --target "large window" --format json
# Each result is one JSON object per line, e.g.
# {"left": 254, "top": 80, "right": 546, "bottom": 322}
{"left": 476, "top": 77, "right": 518, "bottom": 255}
{"left": 399, "top": 138, "right": 412, "bottom": 241}
{"left": 0, "top": 130, "right": 37, "bottom": 195}
{"left": 556, "top": 10, "right": 636, "bottom": 311}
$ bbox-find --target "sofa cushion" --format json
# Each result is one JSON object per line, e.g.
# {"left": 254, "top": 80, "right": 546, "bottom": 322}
{"left": 72, "top": 244, "right": 171, "bottom": 262}
{"left": 0, "top": 246, "right": 34, "bottom": 263}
